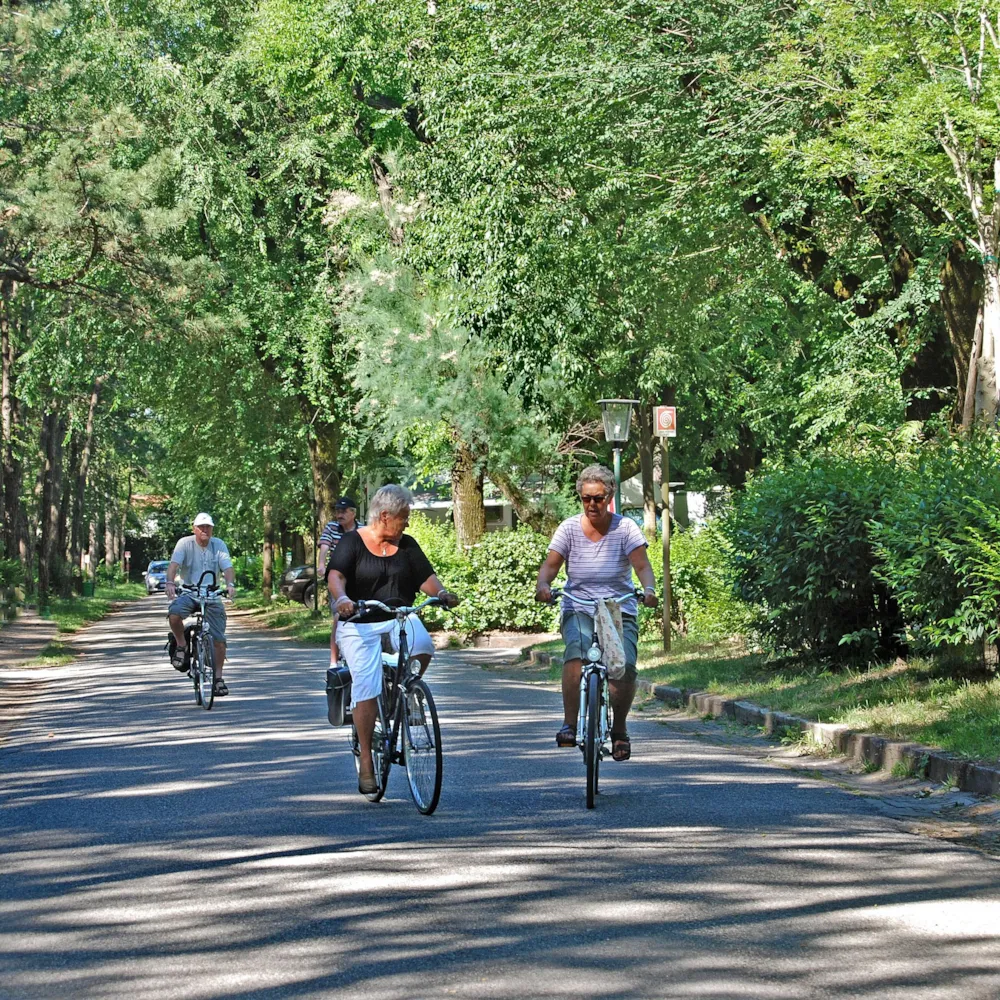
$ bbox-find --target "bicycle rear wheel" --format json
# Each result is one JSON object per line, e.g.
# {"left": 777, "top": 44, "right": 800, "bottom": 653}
{"left": 197, "top": 634, "right": 215, "bottom": 711}
{"left": 585, "top": 671, "right": 601, "bottom": 809}
{"left": 352, "top": 692, "right": 391, "bottom": 802}
{"left": 403, "top": 678, "right": 442, "bottom": 815}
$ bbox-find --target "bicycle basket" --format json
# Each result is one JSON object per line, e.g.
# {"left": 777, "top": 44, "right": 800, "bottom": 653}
{"left": 325, "top": 664, "right": 353, "bottom": 727}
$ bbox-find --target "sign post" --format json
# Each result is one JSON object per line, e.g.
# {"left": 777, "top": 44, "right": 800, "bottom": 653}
{"left": 653, "top": 406, "right": 676, "bottom": 652}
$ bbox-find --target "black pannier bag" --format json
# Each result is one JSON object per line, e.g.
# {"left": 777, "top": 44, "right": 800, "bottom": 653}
{"left": 326, "top": 664, "right": 353, "bottom": 726}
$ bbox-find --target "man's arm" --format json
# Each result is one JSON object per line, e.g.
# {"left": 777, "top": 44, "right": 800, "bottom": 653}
{"left": 165, "top": 561, "right": 181, "bottom": 599}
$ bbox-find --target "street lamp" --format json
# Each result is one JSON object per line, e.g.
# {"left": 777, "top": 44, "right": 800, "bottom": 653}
{"left": 598, "top": 399, "right": 639, "bottom": 514}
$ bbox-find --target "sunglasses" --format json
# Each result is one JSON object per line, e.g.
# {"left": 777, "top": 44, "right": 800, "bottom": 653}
{"left": 579, "top": 493, "right": 609, "bottom": 504}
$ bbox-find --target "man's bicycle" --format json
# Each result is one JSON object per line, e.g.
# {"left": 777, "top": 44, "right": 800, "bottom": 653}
{"left": 176, "top": 571, "right": 224, "bottom": 711}
{"left": 344, "top": 597, "right": 448, "bottom": 814}
{"left": 550, "top": 588, "right": 638, "bottom": 809}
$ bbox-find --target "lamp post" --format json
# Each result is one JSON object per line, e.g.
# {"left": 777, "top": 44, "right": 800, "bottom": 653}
{"left": 598, "top": 399, "right": 639, "bottom": 514}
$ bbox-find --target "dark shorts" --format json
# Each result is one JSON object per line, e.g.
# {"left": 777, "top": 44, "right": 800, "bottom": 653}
{"left": 168, "top": 594, "right": 227, "bottom": 644}
{"left": 560, "top": 611, "right": 638, "bottom": 679}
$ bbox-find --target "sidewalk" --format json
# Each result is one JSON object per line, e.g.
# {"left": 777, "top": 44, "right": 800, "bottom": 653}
{"left": 0, "top": 610, "right": 57, "bottom": 668}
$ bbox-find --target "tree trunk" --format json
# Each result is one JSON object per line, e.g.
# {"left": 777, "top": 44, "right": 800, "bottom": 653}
{"left": 38, "top": 407, "right": 64, "bottom": 601}
{"left": 87, "top": 517, "right": 98, "bottom": 581}
{"left": 975, "top": 267, "right": 1000, "bottom": 422}
{"left": 451, "top": 440, "right": 486, "bottom": 550}
{"left": 59, "top": 430, "right": 77, "bottom": 597}
{"left": 962, "top": 304, "right": 984, "bottom": 428}
{"left": 262, "top": 502, "right": 275, "bottom": 600}
{"left": 309, "top": 422, "right": 341, "bottom": 529}
{"left": 488, "top": 468, "right": 560, "bottom": 535}
{"left": 1, "top": 279, "right": 20, "bottom": 563}
{"left": 637, "top": 404, "right": 657, "bottom": 541}
{"left": 291, "top": 532, "right": 306, "bottom": 567}
{"left": 105, "top": 503, "right": 118, "bottom": 569}
{"left": 72, "top": 380, "right": 101, "bottom": 580}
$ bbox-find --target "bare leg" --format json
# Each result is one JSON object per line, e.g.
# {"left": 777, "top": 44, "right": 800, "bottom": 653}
{"left": 214, "top": 640, "right": 226, "bottom": 678}
{"left": 608, "top": 676, "right": 636, "bottom": 735}
{"left": 353, "top": 697, "right": 377, "bottom": 781}
{"left": 168, "top": 614, "right": 186, "bottom": 648}
{"left": 561, "top": 658, "right": 583, "bottom": 728}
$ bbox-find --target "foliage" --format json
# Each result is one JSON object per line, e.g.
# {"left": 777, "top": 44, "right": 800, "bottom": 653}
{"left": 873, "top": 429, "right": 1000, "bottom": 651}
{"left": 449, "top": 527, "right": 559, "bottom": 636}
{"left": 724, "top": 450, "right": 904, "bottom": 658}
{"left": 0, "top": 559, "right": 24, "bottom": 591}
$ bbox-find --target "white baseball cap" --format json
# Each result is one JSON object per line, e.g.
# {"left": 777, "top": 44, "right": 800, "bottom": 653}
{"left": 193, "top": 512, "right": 215, "bottom": 527}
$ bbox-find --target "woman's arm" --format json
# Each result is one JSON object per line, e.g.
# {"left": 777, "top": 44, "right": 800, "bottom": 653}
{"left": 535, "top": 550, "right": 564, "bottom": 602}
{"left": 628, "top": 546, "right": 658, "bottom": 607}
{"left": 328, "top": 569, "right": 355, "bottom": 616}
{"left": 420, "top": 574, "right": 460, "bottom": 607}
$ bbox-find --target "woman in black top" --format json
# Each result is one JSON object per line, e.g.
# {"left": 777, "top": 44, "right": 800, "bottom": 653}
{"left": 328, "top": 484, "right": 458, "bottom": 795}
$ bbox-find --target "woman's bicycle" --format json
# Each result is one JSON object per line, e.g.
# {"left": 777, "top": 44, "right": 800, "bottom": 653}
{"left": 176, "top": 570, "right": 224, "bottom": 711}
{"left": 342, "top": 597, "right": 448, "bottom": 814}
{"left": 550, "top": 587, "right": 638, "bottom": 809}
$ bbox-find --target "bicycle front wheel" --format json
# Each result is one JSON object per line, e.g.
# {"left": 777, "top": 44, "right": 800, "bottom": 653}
{"left": 585, "top": 671, "right": 601, "bottom": 809}
{"left": 403, "top": 678, "right": 442, "bottom": 815}
{"left": 197, "top": 635, "right": 215, "bottom": 711}
{"left": 191, "top": 636, "right": 202, "bottom": 706}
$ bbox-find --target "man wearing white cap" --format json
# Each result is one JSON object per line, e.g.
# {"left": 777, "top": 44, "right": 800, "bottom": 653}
{"left": 165, "top": 513, "right": 236, "bottom": 695}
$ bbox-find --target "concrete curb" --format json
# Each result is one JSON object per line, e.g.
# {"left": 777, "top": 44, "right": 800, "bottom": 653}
{"left": 635, "top": 678, "right": 1000, "bottom": 797}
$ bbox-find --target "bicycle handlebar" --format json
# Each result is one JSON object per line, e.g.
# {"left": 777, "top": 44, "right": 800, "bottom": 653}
{"left": 343, "top": 596, "right": 447, "bottom": 622}
{"left": 544, "top": 587, "right": 641, "bottom": 608}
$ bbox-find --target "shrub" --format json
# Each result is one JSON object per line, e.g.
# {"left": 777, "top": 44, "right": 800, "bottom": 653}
{"left": 872, "top": 429, "right": 1000, "bottom": 652}
{"left": 723, "top": 451, "right": 903, "bottom": 658}
{"left": 449, "top": 526, "right": 559, "bottom": 635}
{"left": 638, "top": 523, "right": 749, "bottom": 644}
{"left": 0, "top": 558, "right": 24, "bottom": 591}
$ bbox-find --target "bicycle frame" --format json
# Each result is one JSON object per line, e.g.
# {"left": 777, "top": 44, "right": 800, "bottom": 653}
{"left": 344, "top": 597, "right": 447, "bottom": 812}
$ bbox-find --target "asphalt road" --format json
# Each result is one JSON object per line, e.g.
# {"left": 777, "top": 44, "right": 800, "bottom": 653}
{"left": 1, "top": 598, "right": 999, "bottom": 1000}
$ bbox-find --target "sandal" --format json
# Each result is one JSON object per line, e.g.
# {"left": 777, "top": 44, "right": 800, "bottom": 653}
{"left": 556, "top": 724, "right": 576, "bottom": 748}
{"left": 611, "top": 732, "right": 631, "bottom": 762}
{"left": 213, "top": 678, "right": 229, "bottom": 697}
{"left": 171, "top": 647, "right": 188, "bottom": 672}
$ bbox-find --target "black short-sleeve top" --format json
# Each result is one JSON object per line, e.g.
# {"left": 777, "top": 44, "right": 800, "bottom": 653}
{"left": 327, "top": 530, "right": 435, "bottom": 623}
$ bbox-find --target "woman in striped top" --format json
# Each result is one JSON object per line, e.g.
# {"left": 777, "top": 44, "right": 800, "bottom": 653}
{"left": 535, "top": 464, "right": 658, "bottom": 761}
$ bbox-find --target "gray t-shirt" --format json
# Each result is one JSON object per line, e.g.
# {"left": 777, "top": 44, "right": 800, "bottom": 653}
{"left": 548, "top": 514, "right": 646, "bottom": 617}
{"left": 169, "top": 535, "right": 233, "bottom": 588}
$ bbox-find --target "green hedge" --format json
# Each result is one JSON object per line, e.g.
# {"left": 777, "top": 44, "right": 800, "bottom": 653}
{"left": 407, "top": 512, "right": 745, "bottom": 641}
{"left": 723, "top": 451, "right": 904, "bottom": 659}
{"left": 872, "top": 429, "right": 1000, "bottom": 651}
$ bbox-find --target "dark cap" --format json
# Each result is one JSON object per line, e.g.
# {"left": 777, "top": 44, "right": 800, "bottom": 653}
{"left": 334, "top": 496, "right": 357, "bottom": 510}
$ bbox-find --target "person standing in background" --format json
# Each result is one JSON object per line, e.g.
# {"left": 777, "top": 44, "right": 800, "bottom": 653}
{"left": 319, "top": 496, "right": 358, "bottom": 666}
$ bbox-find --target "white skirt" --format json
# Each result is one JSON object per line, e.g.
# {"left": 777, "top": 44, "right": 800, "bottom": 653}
{"left": 338, "top": 615, "right": 435, "bottom": 707}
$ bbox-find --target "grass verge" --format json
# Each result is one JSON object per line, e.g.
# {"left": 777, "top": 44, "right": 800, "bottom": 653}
{"left": 528, "top": 635, "right": 1000, "bottom": 763}
{"left": 40, "top": 583, "right": 147, "bottom": 633}
{"left": 233, "top": 593, "right": 331, "bottom": 645}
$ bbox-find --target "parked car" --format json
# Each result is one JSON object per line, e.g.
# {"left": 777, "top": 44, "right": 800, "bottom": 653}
{"left": 144, "top": 560, "right": 169, "bottom": 594}
{"left": 280, "top": 565, "right": 317, "bottom": 606}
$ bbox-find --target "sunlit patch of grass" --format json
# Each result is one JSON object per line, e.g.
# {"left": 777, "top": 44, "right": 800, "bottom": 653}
{"left": 233, "top": 594, "right": 330, "bottom": 646}
{"left": 41, "top": 583, "right": 146, "bottom": 633}
{"left": 27, "top": 641, "right": 76, "bottom": 667}
{"left": 634, "top": 640, "right": 1000, "bottom": 762}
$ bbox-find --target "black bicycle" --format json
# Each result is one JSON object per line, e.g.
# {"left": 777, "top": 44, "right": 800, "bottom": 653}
{"left": 550, "top": 587, "right": 638, "bottom": 808}
{"left": 342, "top": 597, "right": 448, "bottom": 814}
{"left": 176, "top": 571, "right": 223, "bottom": 711}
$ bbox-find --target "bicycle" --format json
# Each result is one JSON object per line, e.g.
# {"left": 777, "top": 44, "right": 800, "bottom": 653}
{"left": 549, "top": 587, "right": 639, "bottom": 809}
{"left": 175, "top": 570, "right": 225, "bottom": 711}
{"left": 342, "top": 597, "right": 449, "bottom": 814}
